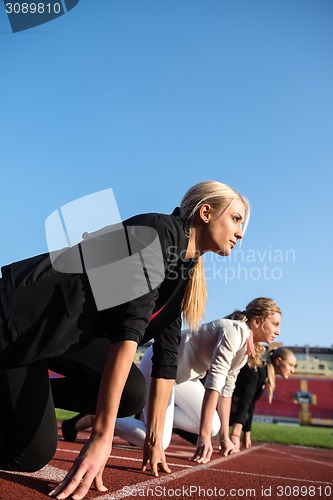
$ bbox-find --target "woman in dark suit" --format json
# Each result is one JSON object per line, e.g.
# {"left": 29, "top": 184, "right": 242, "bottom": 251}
{"left": 0, "top": 180, "right": 250, "bottom": 500}
{"left": 229, "top": 346, "right": 296, "bottom": 451}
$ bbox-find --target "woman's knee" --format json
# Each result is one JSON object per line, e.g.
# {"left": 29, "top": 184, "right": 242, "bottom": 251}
{"left": 0, "top": 360, "right": 58, "bottom": 472}
{"left": 118, "top": 364, "right": 147, "bottom": 417}
{"left": 2, "top": 431, "right": 58, "bottom": 472}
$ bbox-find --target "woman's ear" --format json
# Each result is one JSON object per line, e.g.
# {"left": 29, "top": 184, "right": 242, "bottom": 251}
{"left": 198, "top": 204, "right": 212, "bottom": 223}
{"left": 249, "top": 315, "right": 261, "bottom": 329}
{"left": 274, "top": 356, "right": 282, "bottom": 367}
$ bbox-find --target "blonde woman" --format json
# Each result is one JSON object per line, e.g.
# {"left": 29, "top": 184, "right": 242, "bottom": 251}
{"left": 229, "top": 346, "right": 296, "bottom": 452}
{"left": 0, "top": 181, "right": 249, "bottom": 500}
{"left": 192, "top": 297, "right": 282, "bottom": 462}
{"left": 102, "top": 298, "right": 281, "bottom": 456}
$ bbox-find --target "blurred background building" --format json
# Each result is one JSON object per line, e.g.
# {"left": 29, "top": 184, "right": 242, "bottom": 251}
{"left": 254, "top": 344, "right": 333, "bottom": 427}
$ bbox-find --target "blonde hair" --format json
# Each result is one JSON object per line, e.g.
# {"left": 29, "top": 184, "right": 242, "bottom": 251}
{"left": 180, "top": 181, "right": 250, "bottom": 331}
{"left": 225, "top": 297, "right": 281, "bottom": 368}
{"left": 247, "top": 342, "right": 267, "bottom": 369}
{"left": 266, "top": 346, "right": 294, "bottom": 403}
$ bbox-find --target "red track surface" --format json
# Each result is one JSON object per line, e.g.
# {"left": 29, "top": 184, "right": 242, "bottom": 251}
{"left": 0, "top": 425, "right": 332, "bottom": 500}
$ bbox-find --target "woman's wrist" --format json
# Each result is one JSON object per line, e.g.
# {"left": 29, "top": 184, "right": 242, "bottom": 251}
{"left": 200, "top": 427, "right": 213, "bottom": 440}
{"left": 220, "top": 437, "right": 231, "bottom": 443}
{"left": 146, "top": 428, "right": 163, "bottom": 447}
{"left": 91, "top": 427, "right": 114, "bottom": 445}
{"left": 91, "top": 414, "right": 116, "bottom": 441}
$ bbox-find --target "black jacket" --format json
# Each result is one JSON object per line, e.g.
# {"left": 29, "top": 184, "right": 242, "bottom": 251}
{"left": 0, "top": 211, "right": 192, "bottom": 379}
{"left": 230, "top": 363, "right": 268, "bottom": 432}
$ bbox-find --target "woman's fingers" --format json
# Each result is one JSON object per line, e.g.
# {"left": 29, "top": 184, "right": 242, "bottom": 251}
{"left": 94, "top": 468, "right": 108, "bottom": 492}
{"left": 158, "top": 460, "right": 171, "bottom": 473}
{"left": 155, "top": 458, "right": 171, "bottom": 476}
{"left": 49, "top": 437, "right": 111, "bottom": 499}
{"left": 151, "top": 451, "right": 171, "bottom": 476}
{"left": 147, "top": 458, "right": 171, "bottom": 477}
{"left": 230, "top": 437, "right": 240, "bottom": 454}
{"left": 220, "top": 440, "right": 234, "bottom": 456}
{"left": 50, "top": 466, "right": 104, "bottom": 499}
{"left": 49, "top": 468, "right": 92, "bottom": 499}
{"left": 150, "top": 460, "right": 159, "bottom": 477}
{"left": 141, "top": 447, "right": 149, "bottom": 472}
{"left": 70, "top": 471, "right": 98, "bottom": 500}
{"left": 48, "top": 464, "right": 82, "bottom": 498}
{"left": 141, "top": 443, "right": 171, "bottom": 476}
{"left": 191, "top": 441, "right": 212, "bottom": 463}
{"left": 191, "top": 446, "right": 202, "bottom": 462}
{"left": 245, "top": 438, "right": 252, "bottom": 449}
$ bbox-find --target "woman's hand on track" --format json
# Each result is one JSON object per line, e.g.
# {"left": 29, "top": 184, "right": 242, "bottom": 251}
{"left": 219, "top": 437, "right": 235, "bottom": 456}
{"left": 48, "top": 435, "right": 110, "bottom": 499}
{"left": 191, "top": 435, "right": 213, "bottom": 463}
{"left": 141, "top": 440, "right": 171, "bottom": 477}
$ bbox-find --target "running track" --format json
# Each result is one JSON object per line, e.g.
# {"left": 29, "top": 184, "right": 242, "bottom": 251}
{"left": 1, "top": 425, "right": 332, "bottom": 500}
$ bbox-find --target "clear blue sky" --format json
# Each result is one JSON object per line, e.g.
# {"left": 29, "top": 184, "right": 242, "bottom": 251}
{"left": 1, "top": 0, "right": 332, "bottom": 347}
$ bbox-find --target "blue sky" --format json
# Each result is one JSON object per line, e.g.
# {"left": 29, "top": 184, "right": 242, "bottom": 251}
{"left": 0, "top": 0, "right": 332, "bottom": 347}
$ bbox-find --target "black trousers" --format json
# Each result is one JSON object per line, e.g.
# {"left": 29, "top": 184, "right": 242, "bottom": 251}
{"left": 0, "top": 337, "right": 147, "bottom": 472}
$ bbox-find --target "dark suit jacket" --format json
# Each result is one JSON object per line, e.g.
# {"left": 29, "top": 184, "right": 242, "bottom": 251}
{"left": 230, "top": 363, "right": 268, "bottom": 432}
{"left": 0, "top": 210, "right": 192, "bottom": 379}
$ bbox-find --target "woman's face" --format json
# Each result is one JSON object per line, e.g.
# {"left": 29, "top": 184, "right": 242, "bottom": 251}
{"left": 199, "top": 198, "right": 245, "bottom": 256}
{"left": 274, "top": 353, "right": 297, "bottom": 379}
{"left": 251, "top": 312, "right": 281, "bottom": 344}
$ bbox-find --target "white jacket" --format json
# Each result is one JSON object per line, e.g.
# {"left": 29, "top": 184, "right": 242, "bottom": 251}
{"left": 176, "top": 319, "right": 250, "bottom": 397}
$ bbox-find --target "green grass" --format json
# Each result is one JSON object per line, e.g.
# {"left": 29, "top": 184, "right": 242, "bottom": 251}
{"left": 250, "top": 422, "right": 333, "bottom": 449}
{"left": 56, "top": 410, "right": 333, "bottom": 449}
{"left": 56, "top": 409, "right": 79, "bottom": 421}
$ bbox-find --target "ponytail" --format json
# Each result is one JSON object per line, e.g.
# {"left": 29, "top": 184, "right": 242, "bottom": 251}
{"left": 267, "top": 353, "right": 276, "bottom": 404}
{"left": 225, "top": 309, "right": 265, "bottom": 368}
{"left": 224, "top": 309, "right": 248, "bottom": 321}
{"left": 247, "top": 342, "right": 266, "bottom": 369}
{"left": 181, "top": 257, "right": 207, "bottom": 331}
{"left": 266, "top": 346, "right": 294, "bottom": 403}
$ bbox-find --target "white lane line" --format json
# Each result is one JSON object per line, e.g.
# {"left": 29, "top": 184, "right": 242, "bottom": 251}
{"left": 0, "top": 464, "right": 67, "bottom": 482}
{"left": 205, "top": 468, "right": 333, "bottom": 485}
{"left": 56, "top": 448, "right": 196, "bottom": 467}
{"left": 264, "top": 446, "right": 333, "bottom": 468}
{"left": 56, "top": 448, "right": 80, "bottom": 454}
{"left": 0, "top": 446, "right": 261, "bottom": 488}
{"left": 290, "top": 444, "right": 333, "bottom": 451}
{"left": 94, "top": 445, "right": 267, "bottom": 500}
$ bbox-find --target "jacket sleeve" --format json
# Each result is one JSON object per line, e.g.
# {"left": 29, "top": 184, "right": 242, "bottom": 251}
{"left": 204, "top": 320, "right": 246, "bottom": 395}
{"left": 230, "top": 365, "right": 261, "bottom": 428}
{"left": 243, "top": 401, "right": 256, "bottom": 432}
{"left": 243, "top": 367, "right": 267, "bottom": 431}
{"left": 151, "top": 313, "right": 182, "bottom": 379}
{"left": 105, "top": 288, "right": 159, "bottom": 345}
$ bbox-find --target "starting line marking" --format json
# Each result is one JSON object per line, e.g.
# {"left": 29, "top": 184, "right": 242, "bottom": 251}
{"left": 56, "top": 447, "right": 195, "bottom": 468}
{"left": 0, "top": 465, "right": 67, "bottom": 482}
{"left": 94, "top": 445, "right": 266, "bottom": 500}
{"left": 2, "top": 443, "right": 332, "bottom": 499}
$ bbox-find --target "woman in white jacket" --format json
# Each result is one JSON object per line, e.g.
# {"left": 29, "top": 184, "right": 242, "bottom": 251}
{"left": 114, "top": 297, "right": 281, "bottom": 460}
{"left": 63, "top": 298, "right": 281, "bottom": 462}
